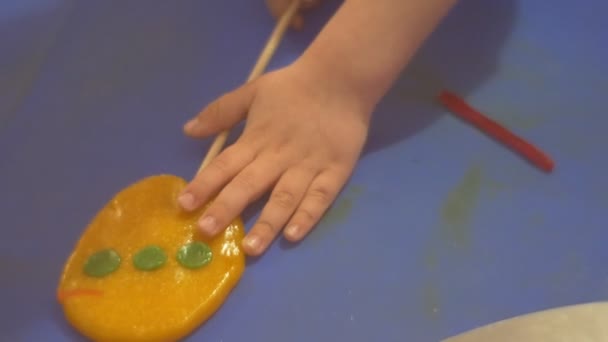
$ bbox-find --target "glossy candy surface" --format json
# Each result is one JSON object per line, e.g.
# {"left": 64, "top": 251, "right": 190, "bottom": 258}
{"left": 57, "top": 175, "right": 246, "bottom": 342}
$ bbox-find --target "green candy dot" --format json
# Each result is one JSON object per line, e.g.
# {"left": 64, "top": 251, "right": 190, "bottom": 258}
{"left": 176, "top": 241, "right": 213, "bottom": 269}
{"left": 84, "top": 249, "right": 121, "bottom": 278}
{"left": 133, "top": 245, "right": 167, "bottom": 271}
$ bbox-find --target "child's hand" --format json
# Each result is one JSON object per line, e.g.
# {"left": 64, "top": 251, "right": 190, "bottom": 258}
{"left": 265, "top": 0, "right": 322, "bottom": 30}
{"left": 178, "top": 61, "right": 371, "bottom": 256}
{"left": 178, "top": 0, "right": 456, "bottom": 257}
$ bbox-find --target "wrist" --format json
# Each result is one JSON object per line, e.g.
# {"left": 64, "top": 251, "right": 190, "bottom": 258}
{"left": 287, "top": 0, "right": 456, "bottom": 121}
{"left": 292, "top": 52, "right": 383, "bottom": 119}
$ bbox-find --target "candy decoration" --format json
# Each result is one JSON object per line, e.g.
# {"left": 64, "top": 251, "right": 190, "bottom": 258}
{"left": 176, "top": 242, "right": 213, "bottom": 269}
{"left": 57, "top": 175, "right": 246, "bottom": 341}
{"left": 133, "top": 245, "right": 167, "bottom": 271}
{"left": 83, "top": 249, "right": 121, "bottom": 278}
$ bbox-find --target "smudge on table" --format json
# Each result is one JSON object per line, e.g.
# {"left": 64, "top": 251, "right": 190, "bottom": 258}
{"left": 545, "top": 252, "right": 587, "bottom": 301}
{"left": 318, "top": 185, "right": 363, "bottom": 225}
{"left": 321, "top": 198, "right": 354, "bottom": 226}
{"left": 307, "top": 185, "right": 365, "bottom": 242}
{"left": 423, "top": 246, "right": 440, "bottom": 270}
{"left": 422, "top": 282, "right": 441, "bottom": 321}
{"left": 418, "top": 164, "right": 486, "bottom": 327}
{"left": 498, "top": 63, "right": 548, "bottom": 90}
{"left": 440, "top": 164, "right": 484, "bottom": 249}
{"left": 497, "top": 111, "right": 545, "bottom": 131}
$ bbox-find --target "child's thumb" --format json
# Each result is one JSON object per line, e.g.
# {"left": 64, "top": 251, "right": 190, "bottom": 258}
{"left": 183, "top": 82, "right": 255, "bottom": 138}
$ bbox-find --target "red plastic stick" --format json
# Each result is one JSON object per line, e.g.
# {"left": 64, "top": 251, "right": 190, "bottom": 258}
{"left": 438, "top": 90, "right": 554, "bottom": 172}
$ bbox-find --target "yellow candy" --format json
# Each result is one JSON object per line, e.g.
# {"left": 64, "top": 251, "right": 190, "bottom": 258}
{"left": 57, "top": 175, "right": 245, "bottom": 341}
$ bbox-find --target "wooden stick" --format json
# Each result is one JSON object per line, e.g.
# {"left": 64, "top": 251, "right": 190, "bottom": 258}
{"left": 196, "top": 0, "right": 301, "bottom": 175}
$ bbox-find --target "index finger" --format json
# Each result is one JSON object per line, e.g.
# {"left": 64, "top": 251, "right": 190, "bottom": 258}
{"left": 178, "top": 144, "right": 255, "bottom": 212}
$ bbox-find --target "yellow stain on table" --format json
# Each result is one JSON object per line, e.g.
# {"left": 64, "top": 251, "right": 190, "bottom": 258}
{"left": 57, "top": 175, "right": 245, "bottom": 342}
{"left": 440, "top": 164, "right": 483, "bottom": 249}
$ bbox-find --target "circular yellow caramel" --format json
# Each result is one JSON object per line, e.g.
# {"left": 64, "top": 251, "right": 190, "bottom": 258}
{"left": 57, "top": 175, "right": 245, "bottom": 341}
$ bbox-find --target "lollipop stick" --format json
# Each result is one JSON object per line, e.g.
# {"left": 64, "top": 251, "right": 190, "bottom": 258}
{"left": 196, "top": 0, "right": 301, "bottom": 175}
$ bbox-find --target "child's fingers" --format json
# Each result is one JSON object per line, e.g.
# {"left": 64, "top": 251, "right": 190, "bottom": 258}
{"left": 183, "top": 82, "right": 256, "bottom": 138}
{"left": 178, "top": 144, "right": 255, "bottom": 212}
{"left": 195, "top": 155, "right": 287, "bottom": 238}
{"left": 283, "top": 167, "right": 349, "bottom": 242}
{"left": 241, "top": 166, "right": 316, "bottom": 256}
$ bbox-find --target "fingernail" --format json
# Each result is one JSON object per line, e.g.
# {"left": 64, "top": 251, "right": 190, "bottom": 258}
{"left": 198, "top": 216, "right": 217, "bottom": 235}
{"left": 184, "top": 118, "right": 198, "bottom": 132}
{"left": 243, "top": 235, "right": 261, "bottom": 252}
{"left": 177, "top": 192, "right": 196, "bottom": 211}
{"left": 285, "top": 224, "right": 300, "bottom": 239}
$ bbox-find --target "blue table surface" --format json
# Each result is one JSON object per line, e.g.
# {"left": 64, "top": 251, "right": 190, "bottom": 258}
{"left": 1, "top": 0, "right": 607, "bottom": 341}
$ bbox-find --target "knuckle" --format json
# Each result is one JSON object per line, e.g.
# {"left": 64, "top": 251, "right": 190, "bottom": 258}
{"left": 271, "top": 189, "right": 297, "bottom": 209}
{"left": 188, "top": 175, "right": 215, "bottom": 198}
{"left": 296, "top": 207, "right": 318, "bottom": 224}
{"left": 208, "top": 154, "right": 232, "bottom": 175}
{"left": 188, "top": 179, "right": 208, "bottom": 197}
{"left": 308, "top": 185, "right": 333, "bottom": 205}
{"left": 255, "top": 220, "right": 278, "bottom": 236}
{"left": 298, "top": 162, "right": 318, "bottom": 176}
{"left": 268, "top": 138, "right": 291, "bottom": 156}
{"left": 207, "top": 198, "right": 230, "bottom": 218}
{"left": 233, "top": 171, "right": 258, "bottom": 195}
